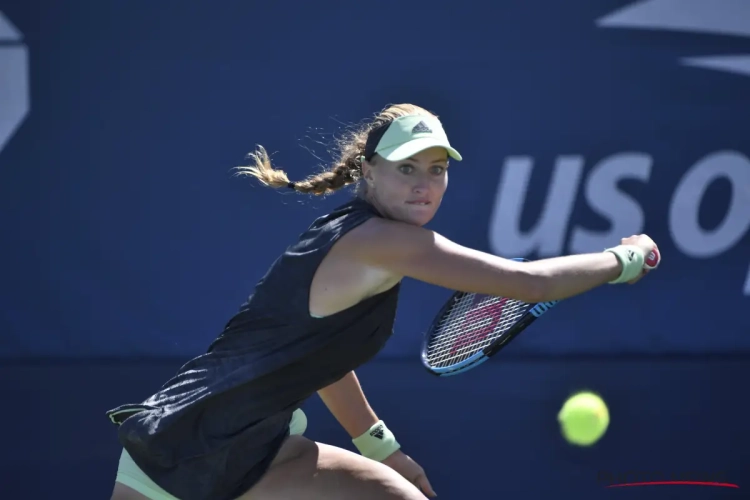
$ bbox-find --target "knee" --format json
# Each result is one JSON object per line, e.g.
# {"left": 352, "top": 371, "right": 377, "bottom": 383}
{"left": 318, "top": 444, "right": 428, "bottom": 499}
{"left": 359, "top": 459, "right": 428, "bottom": 500}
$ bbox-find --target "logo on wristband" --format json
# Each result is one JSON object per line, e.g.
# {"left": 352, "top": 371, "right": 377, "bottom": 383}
{"left": 370, "top": 424, "right": 385, "bottom": 439}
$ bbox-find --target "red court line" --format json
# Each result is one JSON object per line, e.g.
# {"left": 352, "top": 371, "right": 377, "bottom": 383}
{"left": 606, "top": 481, "right": 739, "bottom": 489}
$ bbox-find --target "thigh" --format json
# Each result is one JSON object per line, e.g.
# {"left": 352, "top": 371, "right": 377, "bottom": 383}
{"left": 110, "top": 447, "right": 178, "bottom": 500}
{"left": 241, "top": 436, "right": 427, "bottom": 500}
{"left": 111, "top": 482, "right": 150, "bottom": 500}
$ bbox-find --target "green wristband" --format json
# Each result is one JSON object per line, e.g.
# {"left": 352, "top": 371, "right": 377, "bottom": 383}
{"left": 604, "top": 245, "right": 645, "bottom": 284}
{"left": 352, "top": 420, "right": 401, "bottom": 462}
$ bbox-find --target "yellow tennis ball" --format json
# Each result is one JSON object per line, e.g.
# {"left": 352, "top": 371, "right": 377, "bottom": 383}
{"left": 557, "top": 391, "right": 609, "bottom": 446}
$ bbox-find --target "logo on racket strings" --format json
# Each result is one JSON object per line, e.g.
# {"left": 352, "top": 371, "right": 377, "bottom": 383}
{"left": 449, "top": 297, "right": 510, "bottom": 355}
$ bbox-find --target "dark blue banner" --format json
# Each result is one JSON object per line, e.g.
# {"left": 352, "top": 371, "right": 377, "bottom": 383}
{"left": 1, "top": 0, "right": 748, "bottom": 358}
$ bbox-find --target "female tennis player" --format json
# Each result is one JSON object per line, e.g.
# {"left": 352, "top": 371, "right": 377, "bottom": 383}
{"left": 108, "top": 103, "right": 660, "bottom": 500}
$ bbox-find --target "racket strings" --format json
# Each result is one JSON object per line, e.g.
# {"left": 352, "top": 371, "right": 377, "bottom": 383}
{"left": 424, "top": 294, "right": 531, "bottom": 367}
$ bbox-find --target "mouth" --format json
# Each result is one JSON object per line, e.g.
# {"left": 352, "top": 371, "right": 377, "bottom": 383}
{"left": 406, "top": 200, "right": 431, "bottom": 206}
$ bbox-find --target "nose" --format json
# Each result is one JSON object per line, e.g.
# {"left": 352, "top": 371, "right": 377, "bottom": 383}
{"left": 412, "top": 179, "right": 429, "bottom": 194}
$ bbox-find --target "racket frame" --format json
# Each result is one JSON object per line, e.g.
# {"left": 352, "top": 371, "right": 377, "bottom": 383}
{"left": 420, "top": 273, "right": 559, "bottom": 377}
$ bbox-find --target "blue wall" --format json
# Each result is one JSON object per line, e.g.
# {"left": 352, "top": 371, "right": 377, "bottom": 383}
{"left": 1, "top": 0, "right": 749, "bottom": 359}
{"left": 1, "top": 0, "right": 748, "bottom": 497}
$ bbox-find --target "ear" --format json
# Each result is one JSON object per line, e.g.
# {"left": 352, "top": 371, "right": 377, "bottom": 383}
{"left": 361, "top": 159, "right": 375, "bottom": 181}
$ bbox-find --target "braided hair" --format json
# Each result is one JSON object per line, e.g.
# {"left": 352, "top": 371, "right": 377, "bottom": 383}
{"left": 235, "top": 103, "right": 435, "bottom": 196}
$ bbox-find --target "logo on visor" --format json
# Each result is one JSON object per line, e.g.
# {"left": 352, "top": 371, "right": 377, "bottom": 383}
{"left": 412, "top": 121, "right": 433, "bottom": 134}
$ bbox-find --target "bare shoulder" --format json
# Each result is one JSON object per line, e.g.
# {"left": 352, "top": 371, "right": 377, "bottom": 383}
{"left": 307, "top": 218, "right": 407, "bottom": 317}
{"left": 336, "top": 217, "right": 437, "bottom": 263}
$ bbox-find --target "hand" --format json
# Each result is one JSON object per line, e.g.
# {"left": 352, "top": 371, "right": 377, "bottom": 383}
{"left": 619, "top": 234, "right": 659, "bottom": 284}
{"left": 381, "top": 450, "right": 437, "bottom": 497}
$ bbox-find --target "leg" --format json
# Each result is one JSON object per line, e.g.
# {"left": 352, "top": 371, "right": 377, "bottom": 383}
{"left": 110, "top": 449, "right": 178, "bottom": 500}
{"left": 241, "top": 435, "right": 427, "bottom": 500}
{"left": 110, "top": 434, "right": 426, "bottom": 500}
{"left": 111, "top": 408, "right": 310, "bottom": 499}
{"left": 111, "top": 482, "right": 151, "bottom": 500}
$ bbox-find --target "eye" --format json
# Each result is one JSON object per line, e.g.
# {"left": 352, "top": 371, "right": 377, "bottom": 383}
{"left": 430, "top": 165, "right": 446, "bottom": 175}
{"left": 398, "top": 164, "right": 414, "bottom": 174}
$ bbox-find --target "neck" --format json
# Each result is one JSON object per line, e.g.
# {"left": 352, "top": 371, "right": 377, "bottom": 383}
{"left": 360, "top": 190, "right": 388, "bottom": 219}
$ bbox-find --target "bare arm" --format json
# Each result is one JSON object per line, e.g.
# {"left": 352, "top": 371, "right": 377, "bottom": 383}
{"left": 317, "top": 371, "right": 380, "bottom": 438}
{"left": 344, "top": 218, "right": 627, "bottom": 303}
{"left": 318, "top": 371, "right": 437, "bottom": 496}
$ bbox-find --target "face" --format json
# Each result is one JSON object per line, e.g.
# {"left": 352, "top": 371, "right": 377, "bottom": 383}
{"left": 362, "top": 147, "right": 449, "bottom": 226}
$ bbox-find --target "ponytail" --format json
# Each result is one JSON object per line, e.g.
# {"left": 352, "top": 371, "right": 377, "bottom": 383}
{"left": 235, "top": 103, "right": 435, "bottom": 196}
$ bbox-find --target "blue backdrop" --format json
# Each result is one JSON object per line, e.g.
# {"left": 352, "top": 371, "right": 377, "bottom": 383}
{"left": 1, "top": 1, "right": 749, "bottom": 498}
{"left": 1, "top": 0, "right": 748, "bottom": 359}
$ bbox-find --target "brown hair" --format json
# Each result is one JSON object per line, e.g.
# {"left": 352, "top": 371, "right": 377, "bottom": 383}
{"left": 235, "top": 103, "right": 435, "bottom": 196}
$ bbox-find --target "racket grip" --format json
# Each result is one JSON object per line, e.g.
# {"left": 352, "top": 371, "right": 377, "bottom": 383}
{"left": 644, "top": 247, "right": 660, "bottom": 270}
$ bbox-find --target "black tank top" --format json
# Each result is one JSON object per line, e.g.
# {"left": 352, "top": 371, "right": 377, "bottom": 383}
{"left": 106, "top": 197, "right": 401, "bottom": 500}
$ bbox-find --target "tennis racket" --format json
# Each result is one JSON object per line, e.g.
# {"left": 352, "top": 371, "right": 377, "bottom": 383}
{"left": 421, "top": 249, "right": 661, "bottom": 376}
{"left": 420, "top": 258, "right": 559, "bottom": 377}
{"left": 421, "top": 299, "right": 558, "bottom": 375}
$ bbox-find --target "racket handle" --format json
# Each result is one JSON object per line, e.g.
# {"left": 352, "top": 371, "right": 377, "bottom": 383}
{"left": 644, "top": 247, "right": 660, "bottom": 270}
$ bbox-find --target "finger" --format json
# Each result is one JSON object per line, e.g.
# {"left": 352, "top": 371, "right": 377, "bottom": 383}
{"left": 415, "top": 474, "right": 437, "bottom": 497}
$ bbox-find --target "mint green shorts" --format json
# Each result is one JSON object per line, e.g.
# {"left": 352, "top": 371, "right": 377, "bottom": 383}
{"left": 116, "top": 447, "right": 179, "bottom": 499}
{"left": 115, "top": 408, "right": 308, "bottom": 499}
